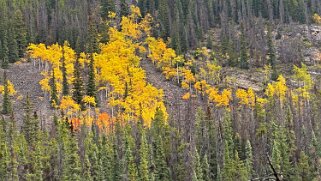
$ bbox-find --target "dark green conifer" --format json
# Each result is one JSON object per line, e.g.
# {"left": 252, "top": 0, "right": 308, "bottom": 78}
{"left": 22, "top": 94, "right": 39, "bottom": 144}
{"left": 0, "top": 117, "right": 9, "bottom": 179}
{"left": 239, "top": 24, "right": 249, "bottom": 69}
{"left": 72, "top": 58, "right": 84, "bottom": 109}
{"left": 101, "top": 136, "right": 114, "bottom": 181}
{"left": 83, "top": 154, "right": 93, "bottom": 180}
{"left": 87, "top": 55, "right": 97, "bottom": 104}
{"left": 0, "top": 30, "right": 9, "bottom": 69}
{"left": 120, "top": 0, "right": 129, "bottom": 18}
{"left": 139, "top": 129, "right": 149, "bottom": 181}
{"left": 7, "top": 25, "right": 19, "bottom": 63}
{"left": 61, "top": 45, "right": 69, "bottom": 96}
{"left": 202, "top": 154, "right": 210, "bottom": 181}
{"left": 297, "top": 151, "right": 313, "bottom": 180}
{"left": 194, "top": 148, "right": 203, "bottom": 181}
{"left": 86, "top": 18, "right": 99, "bottom": 54}
{"left": 63, "top": 136, "right": 82, "bottom": 180}
{"left": 50, "top": 70, "right": 59, "bottom": 107}
{"left": 123, "top": 126, "right": 138, "bottom": 180}
{"left": 13, "top": 10, "right": 27, "bottom": 58}
{"left": 2, "top": 72, "right": 11, "bottom": 115}
{"left": 101, "top": 0, "right": 115, "bottom": 19}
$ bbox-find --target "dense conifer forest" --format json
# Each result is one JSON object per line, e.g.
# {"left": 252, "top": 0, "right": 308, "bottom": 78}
{"left": 1, "top": 0, "right": 321, "bottom": 180}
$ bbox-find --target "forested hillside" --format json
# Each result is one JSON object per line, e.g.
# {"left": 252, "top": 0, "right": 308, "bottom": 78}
{"left": 1, "top": 0, "right": 321, "bottom": 181}
{"left": 1, "top": 0, "right": 321, "bottom": 59}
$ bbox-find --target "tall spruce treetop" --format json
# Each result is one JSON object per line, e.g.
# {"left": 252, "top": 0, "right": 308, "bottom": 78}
{"left": 101, "top": 0, "right": 115, "bottom": 19}
{"left": 13, "top": 10, "right": 27, "bottom": 58}
{"left": 87, "top": 55, "right": 97, "bottom": 105}
{"left": 2, "top": 72, "right": 11, "bottom": 115}
{"left": 120, "top": 0, "right": 129, "bottom": 18}
{"left": 72, "top": 58, "right": 84, "bottom": 109}
{"left": 7, "top": 22, "right": 19, "bottom": 63}
{"left": 22, "top": 94, "right": 39, "bottom": 145}
{"left": 267, "top": 23, "right": 276, "bottom": 67}
{"left": 0, "top": 28, "right": 9, "bottom": 69}
{"left": 50, "top": 70, "right": 59, "bottom": 108}
{"left": 86, "top": 16, "right": 99, "bottom": 54}
{"left": 61, "top": 45, "right": 69, "bottom": 96}
{"left": 239, "top": 23, "right": 249, "bottom": 69}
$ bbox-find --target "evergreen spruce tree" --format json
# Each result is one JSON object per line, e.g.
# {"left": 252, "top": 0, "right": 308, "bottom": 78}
{"left": 120, "top": 0, "right": 129, "bottom": 18}
{"left": 61, "top": 45, "right": 69, "bottom": 96}
{"left": 90, "top": 145, "right": 104, "bottom": 181}
{"left": 267, "top": 23, "right": 278, "bottom": 80}
{"left": 202, "top": 154, "right": 210, "bottom": 181}
{"left": 113, "top": 141, "right": 121, "bottom": 181}
{"left": 297, "top": 151, "right": 313, "bottom": 180}
{"left": 87, "top": 55, "right": 97, "bottom": 104}
{"left": 158, "top": 0, "right": 170, "bottom": 38}
{"left": 50, "top": 70, "right": 59, "bottom": 107}
{"left": 233, "top": 133, "right": 244, "bottom": 160}
{"left": 195, "top": 108, "right": 206, "bottom": 153}
{"left": 194, "top": 148, "right": 203, "bottom": 181}
{"left": 0, "top": 5, "right": 8, "bottom": 68}
{"left": 22, "top": 94, "right": 39, "bottom": 144}
{"left": 0, "top": 117, "right": 9, "bottom": 179}
{"left": 272, "top": 124, "right": 294, "bottom": 180}
{"left": 222, "top": 115, "right": 249, "bottom": 181}
{"left": 139, "top": 129, "right": 149, "bottom": 181}
{"left": 150, "top": 108, "right": 171, "bottom": 180}
{"left": 101, "top": 136, "right": 114, "bottom": 181}
{"left": 112, "top": 123, "right": 123, "bottom": 181}
{"left": 271, "top": 139, "right": 281, "bottom": 174}
{"left": 13, "top": 10, "right": 27, "bottom": 58}
{"left": 176, "top": 139, "right": 188, "bottom": 181}
{"left": 207, "top": 117, "right": 218, "bottom": 181}
{"left": 138, "top": 0, "right": 146, "bottom": 16}
{"left": 267, "top": 23, "right": 276, "bottom": 67}
{"left": 244, "top": 140, "right": 253, "bottom": 179}
{"left": 28, "top": 135, "right": 44, "bottom": 181}
{"left": 7, "top": 25, "right": 19, "bottom": 63}
{"left": 63, "top": 136, "right": 82, "bottom": 180}
{"left": 239, "top": 24, "right": 249, "bottom": 69}
{"left": 83, "top": 154, "right": 93, "bottom": 181}
{"left": 8, "top": 112, "right": 19, "bottom": 181}
{"left": 86, "top": 18, "right": 99, "bottom": 54}
{"left": 154, "top": 135, "right": 169, "bottom": 181}
{"left": 72, "top": 58, "right": 84, "bottom": 109}
{"left": 124, "top": 128, "right": 138, "bottom": 181}
{"left": 101, "top": 0, "right": 115, "bottom": 19}
{"left": 2, "top": 72, "right": 11, "bottom": 115}
{"left": 150, "top": 109, "right": 170, "bottom": 180}
{"left": 0, "top": 31, "right": 9, "bottom": 69}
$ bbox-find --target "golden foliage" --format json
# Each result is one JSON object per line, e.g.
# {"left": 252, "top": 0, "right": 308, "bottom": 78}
{"left": 313, "top": 13, "right": 321, "bottom": 24}
{"left": 236, "top": 88, "right": 255, "bottom": 107}
{"left": 293, "top": 64, "right": 313, "bottom": 90}
{"left": 60, "top": 96, "right": 80, "bottom": 116}
{"left": 82, "top": 96, "right": 96, "bottom": 107}
{"left": 206, "top": 87, "right": 232, "bottom": 107}
{"left": 28, "top": 42, "right": 76, "bottom": 96}
{"left": 146, "top": 37, "right": 176, "bottom": 67}
{"left": 94, "top": 8, "right": 168, "bottom": 127}
{"left": 0, "top": 80, "right": 17, "bottom": 96}
{"left": 162, "top": 67, "right": 177, "bottom": 80}
{"left": 194, "top": 80, "right": 209, "bottom": 95}
{"left": 265, "top": 75, "right": 288, "bottom": 103}
{"left": 182, "top": 92, "right": 191, "bottom": 100}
